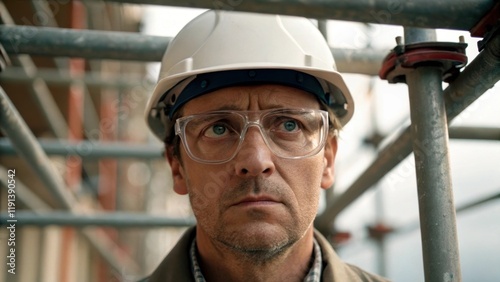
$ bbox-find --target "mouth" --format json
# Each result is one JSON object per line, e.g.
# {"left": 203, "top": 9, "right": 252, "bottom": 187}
{"left": 232, "top": 195, "right": 282, "bottom": 207}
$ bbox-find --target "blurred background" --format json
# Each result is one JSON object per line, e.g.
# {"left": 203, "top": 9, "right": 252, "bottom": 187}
{"left": 0, "top": 1, "right": 499, "bottom": 281}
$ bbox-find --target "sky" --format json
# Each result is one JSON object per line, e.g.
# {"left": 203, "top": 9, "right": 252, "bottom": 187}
{"left": 140, "top": 6, "right": 500, "bottom": 281}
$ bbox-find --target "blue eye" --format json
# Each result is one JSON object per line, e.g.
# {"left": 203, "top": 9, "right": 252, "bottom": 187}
{"left": 211, "top": 125, "right": 226, "bottom": 135}
{"left": 283, "top": 120, "right": 298, "bottom": 131}
{"left": 203, "top": 123, "right": 231, "bottom": 138}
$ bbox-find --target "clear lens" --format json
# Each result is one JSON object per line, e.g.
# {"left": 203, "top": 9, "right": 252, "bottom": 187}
{"left": 175, "top": 109, "right": 328, "bottom": 164}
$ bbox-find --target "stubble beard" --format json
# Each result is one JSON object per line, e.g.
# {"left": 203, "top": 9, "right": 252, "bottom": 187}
{"left": 190, "top": 177, "right": 314, "bottom": 264}
{"left": 215, "top": 222, "right": 301, "bottom": 263}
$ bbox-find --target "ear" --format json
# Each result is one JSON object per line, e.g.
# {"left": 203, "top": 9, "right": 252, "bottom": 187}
{"left": 166, "top": 145, "right": 188, "bottom": 195}
{"left": 320, "top": 136, "right": 338, "bottom": 190}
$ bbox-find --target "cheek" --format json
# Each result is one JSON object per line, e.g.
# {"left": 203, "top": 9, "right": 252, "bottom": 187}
{"left": 184, "top": 164, "right": 229, "bottom": 210}
{"left": 287, "top": 156, "right": 324, "bottom": 184}
{"left": 283, "top": 158, "right": 324, "bottom": 205}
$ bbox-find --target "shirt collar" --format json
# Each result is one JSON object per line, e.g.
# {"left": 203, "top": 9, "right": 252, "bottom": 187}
{"left": 190, "top": 238, "right": 323, "bottom": 282}
{"left": 304, "top": 237, "right": 323, "bottom": 282}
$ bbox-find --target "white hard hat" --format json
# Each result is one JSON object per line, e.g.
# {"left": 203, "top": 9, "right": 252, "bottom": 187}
{"left": 146, "top": 10, "right": 354, "bottom": 141}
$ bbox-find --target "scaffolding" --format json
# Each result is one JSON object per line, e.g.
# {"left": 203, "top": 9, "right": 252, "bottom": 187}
{"left": 0, "top": 0, "right": 499, "bottom": 281}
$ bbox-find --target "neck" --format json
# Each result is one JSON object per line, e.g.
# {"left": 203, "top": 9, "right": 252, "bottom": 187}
{"left": 196, "top": 227, "right": 315, "bottom": 282}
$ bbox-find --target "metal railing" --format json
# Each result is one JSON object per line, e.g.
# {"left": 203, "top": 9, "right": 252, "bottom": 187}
{"left": 315, "top": 31, "right": 500, "bottom": 228}
{"left": 0, "top": 25, "right": 386, "bottom": 75}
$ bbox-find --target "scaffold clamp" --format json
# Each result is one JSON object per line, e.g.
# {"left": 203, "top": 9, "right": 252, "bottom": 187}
{"left": 470, "top": 1, "right": 500, "bottom": 52}
{"left": 379, "top": 40, "right": 468, "bottom": 84}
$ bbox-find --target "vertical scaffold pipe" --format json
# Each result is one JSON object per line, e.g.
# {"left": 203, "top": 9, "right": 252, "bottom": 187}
{"left": 405, "top": 28, "right": 462, "bottom": 282}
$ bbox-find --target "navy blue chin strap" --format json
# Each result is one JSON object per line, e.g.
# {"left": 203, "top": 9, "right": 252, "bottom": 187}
{"left": 166, "top": 69, "right": 329, "bottom": 119}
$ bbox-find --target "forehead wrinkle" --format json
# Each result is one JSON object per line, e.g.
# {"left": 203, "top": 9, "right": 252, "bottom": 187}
{"left": 181, "top": 89, "right": 247, "bottom": 115}
{"left": 254, "top": 86, "right": 286, "bottom": 109}
{"left": 255, "top": 85, "right": 320, "bottom": 110}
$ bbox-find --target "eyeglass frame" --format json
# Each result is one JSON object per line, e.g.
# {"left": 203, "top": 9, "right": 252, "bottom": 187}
{"left": 173, "top": 108, "right": 332, "bottom": 164}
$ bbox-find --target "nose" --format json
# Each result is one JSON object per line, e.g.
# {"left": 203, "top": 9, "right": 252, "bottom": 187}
{"left": 233, "top": 127, "right": 275, "bottom": 177}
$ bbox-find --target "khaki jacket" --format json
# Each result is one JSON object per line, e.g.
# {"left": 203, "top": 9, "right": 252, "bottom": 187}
{"left": 145, "top": 227, "right": 389, "bottom": 282}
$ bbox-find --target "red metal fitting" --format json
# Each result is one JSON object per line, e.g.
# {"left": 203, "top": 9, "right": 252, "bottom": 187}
{"left": 379, "top": 41, "right": 468, "bottom": 84}
{"left": 367, "top": 223, "right": 394, "bottom": 240}
{"left": 330, "top": 231, "right": 352, "bottom": 247}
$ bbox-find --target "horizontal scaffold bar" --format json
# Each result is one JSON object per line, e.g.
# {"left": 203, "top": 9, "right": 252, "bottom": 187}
{"left": 99, "top": 0, "right": 495, "bottom": 31}
{"left": 0, "top": 25, "right": 385, "bottom": 75}
{"left": 0, "top": 138, "right": 164, "bottom": 159}
{"left": 2, "top": 191, "right": 497, "bottom": 228}
{"left": 448, "top": 127, "right": 500, "bottom": 141}
{"left": 0, "top": 67, "right": 155, "bottom": 88}
{"left": 0, "top": 211, "right": 196, "bottom": 228}
{"left": 395, "top": 191, "right": 500, "bottom": 235}
{"left": 1, "top": 127, "right": 498, "bottom": 159}
{"left": 1, "top": 25, "right": 167, "bottom": 61}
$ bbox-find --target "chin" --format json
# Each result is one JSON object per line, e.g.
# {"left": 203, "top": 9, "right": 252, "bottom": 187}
{"left": 216, "top": 222, "right": 300, "bottom": 258}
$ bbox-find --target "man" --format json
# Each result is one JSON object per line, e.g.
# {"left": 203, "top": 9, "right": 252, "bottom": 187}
{"left": 144, "top": 9, "right": 388, "bottom": 282}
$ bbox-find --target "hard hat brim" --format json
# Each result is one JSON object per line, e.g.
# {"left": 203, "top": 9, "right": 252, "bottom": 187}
{"left": 146, "top": 64, "right": 354, "bottom": 141}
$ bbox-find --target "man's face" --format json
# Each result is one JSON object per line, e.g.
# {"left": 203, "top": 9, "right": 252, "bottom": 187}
{"left": 167, "top": 84, "right": 337, "bottom": 257}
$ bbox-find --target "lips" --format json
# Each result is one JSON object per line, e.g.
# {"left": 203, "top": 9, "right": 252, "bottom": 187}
{"left": 232, "top": 195, "right": 281, "bottom": 207}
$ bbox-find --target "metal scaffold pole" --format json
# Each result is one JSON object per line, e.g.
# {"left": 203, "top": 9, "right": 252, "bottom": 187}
{"left": 0, "top": 211, "right": 196, "bottom": 228}
{"left": 99, "top": 0, "right": 495, "bottom": 30}
{"left": 0, "top": 138, "right": 164, "bottom": 159}
{"left": 0, "top": 25, "right": 385, "bottom": 75}
{"left": 405, "top": 28, "right": 461, "bottom": 281}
